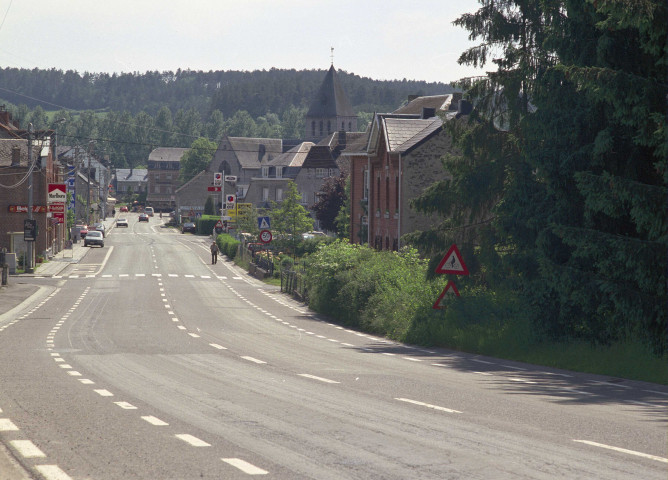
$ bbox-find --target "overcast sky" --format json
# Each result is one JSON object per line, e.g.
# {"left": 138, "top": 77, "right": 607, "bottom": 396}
{"left": 0, "top": 0, "right": 486, "bottom": 84}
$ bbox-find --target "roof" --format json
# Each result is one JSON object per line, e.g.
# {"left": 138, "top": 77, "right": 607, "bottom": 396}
{"left": 339, "top": 128, "right": 371, "bottom": 156}
{"left": 148, "top": 147, "right": 188, "bottom": 162}
{"left": 301, "top": 145, "right": 338, "bottom": 169}
{"left": 0, "top": 139, "right": 29, "bottom": 166}
{"left": 393, "top": 93, "right": 461, "bottom": 115}
{"left": 267, "top": 141, "right": 314, "bottom": 167}
{"left": 226, "top": 137, "right": 283, "bottom": 168}
{"left": 306, "top": 65, "right": 356, "bottom": 118}
{"left": 115, "top": 168, "right": 148, "bottom": 182}
{"left": 383, "top": 117, "right": 443, "bottom": 153}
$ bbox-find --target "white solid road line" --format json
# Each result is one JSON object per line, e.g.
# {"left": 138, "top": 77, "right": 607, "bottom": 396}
{"left": 0, "top": 418, "right": 19, "bottom": 431}
{"left": 298, "top": 374, "right": 340, "bottom": 384}
{"left": 222, "top": 458, "right": 269, "bottom": 475}
{"left": 395, "top": 397, "right": 462, "bottom": 414}
{"left": 35, "top": 465, "right": 73, "bottom": 480}
{"left": 10, "top": 439, "right": 46, "bottom": 458}
{"left": 573, "top": 440, "right": 668, "bottom": 463}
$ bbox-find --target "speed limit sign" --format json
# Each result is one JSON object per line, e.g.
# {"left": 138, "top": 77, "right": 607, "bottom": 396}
{"left": 259, "top": 229, "right": 272, "bottom": 244}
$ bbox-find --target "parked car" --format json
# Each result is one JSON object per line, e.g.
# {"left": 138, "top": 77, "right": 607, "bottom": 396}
{"left": 181, "top": 222, "right": 196, "bottom": 234}
{"left": 84, "top": 230, "right": 104, "bottom": 247}
{"left": 119, "top": 205, "right": 128, "bottom": 212}
{"left": 77, "top": 225, "right": 89, "bottom": 239}
{"left": 91, "top": 223, "right": 106, "bottom": 237}
{"left": 144, "top": 206, "right": 154, "bottom": 217}
{"left": 138, "top": 213, "right": 149, "bottom": 222}
{"left": 116, "top": 218, "right": 128, "bottom": 227}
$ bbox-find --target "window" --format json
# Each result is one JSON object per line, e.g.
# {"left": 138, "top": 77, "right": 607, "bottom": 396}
{"left": 262, "top": 166, "right": 269, "bottom": 178}
{"left": 319, "top": 121, "right": 323, "bottom": 135}
{"left": 311, "top": 121, "right": 316, "bottom": 137}
{"left": 316, "top": 168, "right": 327, "bottom": 178}
{"left": 341, "top": 121, "right": 345, "bottom": 130}
{"left": 348, "top": 122, "right": 352, "bottom": 131}
{"left": 395, "top": 176, "right": 399, "bottom": 209}
{"left": 262, "top": 187, "right": 269, "bottom": 202}
{"left": 363, "top": 169, "right": 369, "bottom": 200}
{"left": 385, "top": 177, "right": 390, "bottom": 209}
{"left": 327, "top": 120, "right": 331, "bottom": 133}
{"left": 276, "top": 166, "right": 283, "bottom": 178}
{"left": 276, "top": 188, "right": 283, "bottom": 201}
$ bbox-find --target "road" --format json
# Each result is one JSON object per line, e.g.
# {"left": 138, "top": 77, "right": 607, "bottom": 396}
{"left": 0, "top": 213, "right": 666, "bottom": 479}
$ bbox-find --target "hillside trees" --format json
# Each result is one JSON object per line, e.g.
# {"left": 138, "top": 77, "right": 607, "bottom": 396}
{"left": 179, "top": 137, "right": 217, "bottom": 184}
{"left": 412, "top": 0, "right": 666, "bottom": 354}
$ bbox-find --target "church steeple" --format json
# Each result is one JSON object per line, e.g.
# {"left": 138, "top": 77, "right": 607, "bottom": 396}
{"left": 305, "top": 65, "right": 357, "bottom": 142}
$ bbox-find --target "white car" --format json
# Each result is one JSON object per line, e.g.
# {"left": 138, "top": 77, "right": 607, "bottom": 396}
{"left": 116, "top": 218, "right": 128, "bottom": 227}
{"left": 84, "top": 230, "right": 104, "bottom": 247}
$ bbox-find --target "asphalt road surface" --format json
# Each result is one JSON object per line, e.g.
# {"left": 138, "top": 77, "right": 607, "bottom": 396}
{"left": 0, "top": 214, "right": 666, "bottom": 479}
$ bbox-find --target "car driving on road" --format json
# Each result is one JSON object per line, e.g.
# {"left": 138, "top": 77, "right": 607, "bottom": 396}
{"left": 84, "top": 230, "right": 104, "bottom": 247}
{"left": 138, "top": 213, "right": 149, "bottom": 222}
{"left": 116, "top": 218, "right": 128, "bottom": 227}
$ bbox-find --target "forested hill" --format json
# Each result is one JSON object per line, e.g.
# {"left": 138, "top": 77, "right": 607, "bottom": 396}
{"left": 0, "top": 67, "right": 455, "bottom": 117}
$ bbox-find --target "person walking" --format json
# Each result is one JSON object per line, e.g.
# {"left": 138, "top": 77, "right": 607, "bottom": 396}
{"left": 210, "top": 241, "right": 219, "bottom": 264}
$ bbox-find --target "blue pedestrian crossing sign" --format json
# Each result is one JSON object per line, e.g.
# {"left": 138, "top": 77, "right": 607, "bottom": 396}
{"left": 258, "top": 216, "right": 270, "bottom": 229}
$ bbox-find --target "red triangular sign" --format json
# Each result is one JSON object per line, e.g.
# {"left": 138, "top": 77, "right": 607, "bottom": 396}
{"left": 432, "top": 281, "right": 460, "bottom": 309}
{"left": 435, "top": 244, "right": 469, "bottom": 275}
{"left": 215, "top": 220, "right": 224, "bottom": 228}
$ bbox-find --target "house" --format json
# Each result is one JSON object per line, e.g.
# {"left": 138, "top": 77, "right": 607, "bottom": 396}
{"left": 347, "top": 94, "right": 466, "bottom": 250}
{"left": 304, "top": 65, "right": 358, "bottom": 143}
{"left": 294, "top": 145, "right": 340, "bottom": 211}
{"left": 114, "top": 168, "right": 148, "bottom": 195}
{"left": 0, "top": 132, "right": 66, "bottom": 264}
{"left": 57, "top": 145, "right": 111, "bottom": 221}
{"left": 146, "top": 147, "right": 188, "bottom": 210}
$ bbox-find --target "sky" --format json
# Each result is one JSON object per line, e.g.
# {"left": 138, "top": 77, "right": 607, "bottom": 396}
{"left": 0, "top": 0, "right": 487, "bottom": 84}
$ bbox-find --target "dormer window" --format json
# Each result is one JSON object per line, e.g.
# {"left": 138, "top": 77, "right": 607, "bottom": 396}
{"left": 276, "top": 166, "right": 283, "bottom": 178}
{"left": 262, "top": 166, "right": 269, "bottom": 178}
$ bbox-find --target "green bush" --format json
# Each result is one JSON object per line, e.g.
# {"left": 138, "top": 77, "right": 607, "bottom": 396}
{"left": 197, "top": 215, "right": 220, "bottom": 235}
{"left": 216, "top": 233, "right": 240, "bottom": 260}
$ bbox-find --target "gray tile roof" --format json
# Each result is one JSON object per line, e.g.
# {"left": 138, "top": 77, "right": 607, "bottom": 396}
{"left": 148, "top": 147, "right": 188, "bottom": 162}
{"left": 267, "top": 141, "right": 314, "bottom": 167}
{"left": 302, "top": 145, "right": 338, "bottom": 169}
{"left": 227, "top": 137, "right": 283, "bottom": 168}
{"left": 115, "top": 168, "right": 148, "bottom": 182}
{"left": 393, "top": 93, "right": 461, "bottom": 115}
{"left": 383, "top": 117, "right": 443, "bottom": 153}
{"left": 0, "top": 139, "right": 29, "bottom": 166}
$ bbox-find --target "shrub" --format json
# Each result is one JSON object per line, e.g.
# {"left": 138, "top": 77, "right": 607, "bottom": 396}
{"left": 217, "top": 233, "right": 240, "bottom": 260}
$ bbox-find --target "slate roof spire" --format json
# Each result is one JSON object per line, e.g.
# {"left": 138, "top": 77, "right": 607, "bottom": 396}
{"left": 305, "top": 65, "right": 358, "bottom": 142}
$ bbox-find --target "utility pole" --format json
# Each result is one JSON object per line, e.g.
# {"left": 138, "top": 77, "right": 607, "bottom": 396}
{"left": 26, "top": 123, "right": 34, "bottom": 273}
{"left": 86, "top": 141, "right": 93, "bottom": 224}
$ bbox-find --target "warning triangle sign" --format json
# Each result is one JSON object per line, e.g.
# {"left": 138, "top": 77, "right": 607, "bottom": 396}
{"left": 432, "top": 281, "right": 460, "bottom": 309}
{"left": 435, "top": 244, "right": 469, "bottom": 275}
{"left": 215, "top": 220, "right": 224, "bottom": 228}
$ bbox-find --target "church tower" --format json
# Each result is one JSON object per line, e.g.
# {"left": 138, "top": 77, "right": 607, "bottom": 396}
{"left": 304, "top": 65, "right": 358, "bottom": 142}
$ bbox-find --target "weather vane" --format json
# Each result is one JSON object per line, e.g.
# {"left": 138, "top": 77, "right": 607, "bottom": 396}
{"left": 330, "top": 47, "right": 334, "bottom": 66}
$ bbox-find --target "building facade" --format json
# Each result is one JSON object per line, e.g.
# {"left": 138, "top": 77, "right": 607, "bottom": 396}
{"left": 146, "top": 148, "right": 188, "bottom": 210}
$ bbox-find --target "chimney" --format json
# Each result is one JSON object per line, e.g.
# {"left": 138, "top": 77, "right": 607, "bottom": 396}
{"left": 11, "top": 146, "right": 21, "bottom": 166}
{"left": 457, "top": 100, "right": 473, "bottom": 117}
{"left": 421, "top": 107, "right": 436, "bottom": 119}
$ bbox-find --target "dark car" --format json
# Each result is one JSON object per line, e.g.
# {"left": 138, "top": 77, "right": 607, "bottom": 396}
{"left": 138, "top": 213, "right": 149, "bottom": 222}
{"left": 116, "top": 218, "right": 128, "bottom": 227}
{"left": 181, "top": 222, "right": 196, "bottom": 234}
{"left": 84, "top": 230, "right": 104, "bottom": 247}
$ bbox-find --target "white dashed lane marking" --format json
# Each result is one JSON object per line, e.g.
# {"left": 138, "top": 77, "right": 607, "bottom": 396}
{"left": 222, "top": 458, "right": 269, "bottom": 475}
{"left": 298, "top": 374, "right": 339, "bottom": 384}
{"left": 10, "top": 439, "right": 46, "bottom": 458}
{"left": 35, "top": 464, "right": 74, "bottom": 480}
{"left": 395, "top": 397, "right": 462, "bottom": 414}
{"left": 175, "top": 434, "right": 211, "bottom": 447}
{"left": 142, "top": 415, "right": 169, "bottom": 426}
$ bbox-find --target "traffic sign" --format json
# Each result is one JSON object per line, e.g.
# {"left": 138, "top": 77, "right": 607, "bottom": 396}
{"left": 259, "top": 229, "right": 272, "bottom": 244}
{"left": 215, "top": 220, "right": 224, "bottom": 228}
{"left": 207, "top": 186, "right": 222, "bottom": 192}
{"left": 435, "top": 244, "right": 469, "bottom": 275}
{"left": 432, "top": 282, "right": 460, "bottom": 309}
{"left": 258, "top": 216, "right": 270, "bottom": 229}
{"left": 213, "top": 172, "right": 222, "bottom": 186}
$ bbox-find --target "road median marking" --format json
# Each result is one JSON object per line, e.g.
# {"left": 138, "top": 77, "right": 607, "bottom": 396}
{"left": 573, "top": 439, "right": 668, "bottom": 463}
{"left": 222, "top": 458, "right": 268, "bottom": 475}
{"left": 395, "top": 397, "right": 462, "bottom": 414}
{"left": 298, "top": 374, "right": 339, "bottom": 384}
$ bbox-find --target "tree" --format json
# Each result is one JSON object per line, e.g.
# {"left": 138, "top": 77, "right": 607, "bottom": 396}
{"left": 179, "top": 137, "right": 217, "bottom": 184}
{"left": 204, "top": 196, "right": 215, "bottom": 215}
{"left": 270, "top": 181, "right": 314, "bottom": 254}
{"left": 225, "top": 110, "right": 257, "bottom": 137}
{"left": 312, "top": 173, "right": 346, "bottom": 233}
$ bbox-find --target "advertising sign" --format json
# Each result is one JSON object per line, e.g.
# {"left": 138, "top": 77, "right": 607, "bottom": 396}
{"left": 47, "top": 184, "right": 67, "bottom": 204}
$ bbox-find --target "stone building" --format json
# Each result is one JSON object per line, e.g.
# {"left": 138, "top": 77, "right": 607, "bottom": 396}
{"left": 146, "top": 147, "right": 188, "bottom": 210}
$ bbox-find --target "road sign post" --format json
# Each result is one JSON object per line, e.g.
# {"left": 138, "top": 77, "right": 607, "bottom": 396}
{"left": 433, "top": 244, "right": 468, "bottom": 307}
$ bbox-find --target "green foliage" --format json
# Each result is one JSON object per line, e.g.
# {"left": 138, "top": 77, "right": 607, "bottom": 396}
{"left": 269, "top": 181, "right": 314, "bottom": 239}
{"left": 204, "top": 196, "right": 215, "bottom": 215}
{"left": 312, "top": 173, "right": 346, "bottom": 233}
{"left": 179, "top": 137, "right": 217, "bottom": 184}
{"left": 196, "top": 215, "right": 220, "bottom": 235}
{"left": 216, "top": 233, "right": 240, "bottom": 259}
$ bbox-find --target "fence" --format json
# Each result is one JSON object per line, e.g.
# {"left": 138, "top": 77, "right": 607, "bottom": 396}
{"left": 281, "top": 268, "right": 308, "bottom": 302}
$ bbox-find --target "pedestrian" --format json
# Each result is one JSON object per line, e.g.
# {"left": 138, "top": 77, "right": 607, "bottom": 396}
{"left": 210, "top": 241, "right": 219, "bottom": 264}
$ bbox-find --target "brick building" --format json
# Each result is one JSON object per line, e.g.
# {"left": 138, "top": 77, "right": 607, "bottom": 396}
{"left": 146, "top": 147, "right": 188, "bottom": 211}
